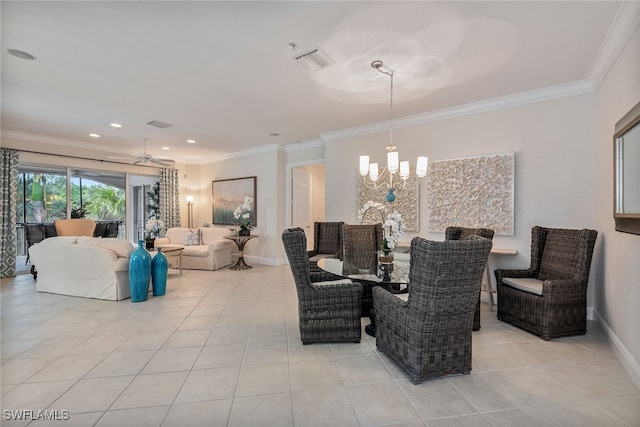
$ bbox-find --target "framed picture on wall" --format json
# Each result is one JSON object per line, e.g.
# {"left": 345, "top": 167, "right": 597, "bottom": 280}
{"left": 212, "top": 176, "right": 257, "bottom": 226}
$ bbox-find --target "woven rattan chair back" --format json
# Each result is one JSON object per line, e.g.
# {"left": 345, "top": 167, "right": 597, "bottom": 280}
{"left": 312, "top": 222, "right": 343, "bottom": 256}
{"left": 445, "top": 226, "right": 495, "bottom": 330}
{"left": 373, "top": 236, "right": 493, "bottom": 383}
{"left": 342, "top": 223, "right": 383, "bottom": 273}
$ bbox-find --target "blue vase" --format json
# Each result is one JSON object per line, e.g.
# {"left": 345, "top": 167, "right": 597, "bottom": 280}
{"left": 151, "top": 247, "right": 168, "bottom": 296}
{"left": 129, "top": 240, "right": 151, "bottom": 302}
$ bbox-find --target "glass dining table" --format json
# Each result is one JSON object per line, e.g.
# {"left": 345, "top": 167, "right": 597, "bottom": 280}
{"left": 316, "top": 254, "right": 410, "bottom": 292}
{"left": 316, "top": 253, "right": 410, "bottom": 337}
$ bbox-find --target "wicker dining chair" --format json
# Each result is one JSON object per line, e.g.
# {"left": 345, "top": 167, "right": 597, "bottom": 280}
{"left": 495, "top": 226, "right": 597, "bottom": 340}
{"left": 308, "top": 221, "right": 344, "bottom": 271}
{"left": 373, "top": 236, "right": 492, "bottom": 384}
{"left": 282, "top": 228, "right": 362, "bottom": 344}
{"left": 342, "top": 223, "right": 384, "bottom": 316}
{"left": 445, "top": 226, "right": 495, "bottom": 331}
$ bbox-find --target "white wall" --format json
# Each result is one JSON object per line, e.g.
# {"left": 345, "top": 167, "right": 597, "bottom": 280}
{"left": 594, "top": 24, "right": 640, "bottom": 389}
{"left": 197, "top": 148, "right": 284, "bottom": 265}
{"left": 325, "top": 94, "right": 598, "bottom": 277}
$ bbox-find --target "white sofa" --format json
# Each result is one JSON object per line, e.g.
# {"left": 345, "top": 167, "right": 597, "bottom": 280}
{"left": 154, "top": 227, "right": 234, "bottom": 271}
{"left": 29, "top": 236, "right": 133, "bottom": 300}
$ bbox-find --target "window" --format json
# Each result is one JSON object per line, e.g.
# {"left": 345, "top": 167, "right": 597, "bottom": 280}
{"left": 18, "top": 168, "right": 68, "bottom": 224}
{"left": 16, "top": 166, "right": 128, "bottom": 261}
{"left": 70, "top": 170, "right": 125, "bottom": 221}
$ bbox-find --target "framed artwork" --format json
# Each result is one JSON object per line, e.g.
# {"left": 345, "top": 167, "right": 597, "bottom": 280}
{"left": 212, "top": 176, "right": 257, "bottom": 226}
{"left": 426, "top": 153, "right": 514, "bottom": 235}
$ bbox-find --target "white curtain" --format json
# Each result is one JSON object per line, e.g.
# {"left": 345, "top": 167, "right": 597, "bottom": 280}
{"left": 1, "top": 149, "right": 19, "bottom": 278}
{"left": 159, "top": 168, "right": 181, "bottom": 229}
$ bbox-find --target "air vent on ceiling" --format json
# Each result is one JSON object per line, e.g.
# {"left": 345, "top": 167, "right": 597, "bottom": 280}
{"left": 147, "top": 120, "right": 172, "bottom": 129}
{"left": 294, "top": 48, "right": 333, "bottom": 72}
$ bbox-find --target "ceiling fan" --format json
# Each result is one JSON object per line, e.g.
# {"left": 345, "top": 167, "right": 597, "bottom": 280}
{"left": 108, "top": 137, "right": 175, "bottom": 166}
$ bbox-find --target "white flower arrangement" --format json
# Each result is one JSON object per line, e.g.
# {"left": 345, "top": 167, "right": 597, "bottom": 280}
{"left": 233, "top": 196, "right": 254, "bottom": 230}
{"left": 145, "top": 218, "right": 165, "bottom": 239}
{"left": 357, "top": 201, "right": 403, "bottom": 253}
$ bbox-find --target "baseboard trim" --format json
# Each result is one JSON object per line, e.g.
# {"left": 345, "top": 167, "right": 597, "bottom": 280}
{"left": 594, "top": 310, "right": 640, "bottom": 392}
{"left": 243, "top": 255, "right": 285, "bottom": 266}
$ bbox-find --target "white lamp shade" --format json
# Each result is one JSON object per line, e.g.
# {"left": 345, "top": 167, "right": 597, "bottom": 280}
{"left": 399, "top": 161, "right": 410, "bottom": 179}
{"left": 185, "top": 195, "right": 195, "bottom": 204}
{"left": 416, "top": 156, "right": 428, "bottom": 177}
{"left": 387, "top": 151, "right": 399, "bottom": 173}
{"left": 359, "top": 155, "right": 370, "bottom": 176}
{"left": 369, "top": 163, "right": 379, "bottom": 181}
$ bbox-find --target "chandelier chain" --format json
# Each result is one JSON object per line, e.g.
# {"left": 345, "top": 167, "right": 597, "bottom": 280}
{"left": 374, "top": 64, "right": 395, "bottom": 151}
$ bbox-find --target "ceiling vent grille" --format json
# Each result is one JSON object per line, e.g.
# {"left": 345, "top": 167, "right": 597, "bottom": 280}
{"left": 147, "top": 120, "right": 172, "bottom": 129}
{"left": 294, "top": 48, "right": 333, "bottom": 72}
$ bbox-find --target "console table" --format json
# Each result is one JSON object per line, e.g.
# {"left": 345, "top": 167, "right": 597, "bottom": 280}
{"left": 485, "top": 248, "right": 517, "bottom": 311}
{"left": 224, "top": 235, "right": 258, "bottom": 270}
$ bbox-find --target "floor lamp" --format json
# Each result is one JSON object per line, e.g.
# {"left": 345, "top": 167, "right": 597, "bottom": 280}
{"left": 186, "top": 195, "right": 194, "bottom": 229}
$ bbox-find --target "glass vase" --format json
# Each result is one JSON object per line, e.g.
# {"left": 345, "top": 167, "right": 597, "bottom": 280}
{"left": 129, "top": 240, "right": 151, "bottom": 302}
{"left": 378, "top": 250, "right": 394, "bottom": 282}
{"left": 151, "top": 247, "right": 168, "bottom": 296}
{"left": 145, "top": 238, "right": 155, "bottom": 250}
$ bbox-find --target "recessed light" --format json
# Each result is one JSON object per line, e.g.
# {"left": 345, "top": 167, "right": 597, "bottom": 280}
{"left": 7, "top": 49, "right": 36, "bottom": 60}
{"left": 162, "top": 147, "right": 170, "bottom": 150}
{"left": 110, "top": 123, "right": 122, "bottom": 128}
{"left": 186, "top": 139, "right": 196, "bottom": 144}
{"left": 89, "top": 133, "right": 100, "bottom": 138}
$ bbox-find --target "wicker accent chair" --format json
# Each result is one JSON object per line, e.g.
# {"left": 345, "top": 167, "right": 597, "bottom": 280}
{"left": 495, "top": 226, "right": 598, "bottom": 340}
{"left": 342, "top": 223, "right": 384, "bottom": 316}
{"left": 445, "top": 226, "right": 495, "bottom": 331}
{"left": 373, "top": 236, "right": 492, "bottom": 384}
{"left": 282, "top": 228, "right": 362, "bottom": 344}
{"left": 93, "top": 222, "right": 109, "bottom": 238}
{"left": 24, "top": 224, "right": 46, "bottom": 264}
{"left": 106, "top": 221, "right": 120, "bottom": 238}
{"left": 308, "top": 221, "right": 344, "bottom": 271}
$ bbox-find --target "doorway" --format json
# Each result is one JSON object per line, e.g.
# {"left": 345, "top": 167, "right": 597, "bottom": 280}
{"left": 290, "top": 164, "right": 325, "bottom": 250}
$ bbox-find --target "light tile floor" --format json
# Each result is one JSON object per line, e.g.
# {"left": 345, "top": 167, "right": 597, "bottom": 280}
{"left": 1, "top": 266, "right": 638, "bottom": 427}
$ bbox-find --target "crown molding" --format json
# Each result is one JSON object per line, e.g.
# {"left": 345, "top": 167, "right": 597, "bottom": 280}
{"left": 282, "top": 139, "right": 324, "bottom": 152}
{"left": 586, "top": 1, "right": 640, "bottom": 90}
{"left": 321, "top": 80, "right": 595, "bottom": 142}
{"left": 204, "top": 143, "right": 281, "bottom": 163}
{"left": 0, "top": 129, "right": 100, "bottom": 150}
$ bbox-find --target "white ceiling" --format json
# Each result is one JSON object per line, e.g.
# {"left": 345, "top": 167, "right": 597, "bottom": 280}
{"left": 0, "top": 1, "right": 626, "bottom": 164}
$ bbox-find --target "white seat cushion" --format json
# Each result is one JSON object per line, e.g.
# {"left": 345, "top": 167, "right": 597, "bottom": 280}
{"left": 312, "top": 279, "right": 353, "bottom": 287}
{"left": 502, "top": 277, "right": 544, "bottom": 296}
{"left": 395, "top": 293, "right": 409, "bottom": 302}
{"left": 182, "top": 245, "right": 209, "bottom": 257}
{"left": 309, "top": 253, "right": 335, "bottom": 262}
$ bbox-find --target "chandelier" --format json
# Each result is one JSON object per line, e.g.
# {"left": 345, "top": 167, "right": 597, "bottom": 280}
{"left": 359, "top": 60, "right": 428, "bottom": 202}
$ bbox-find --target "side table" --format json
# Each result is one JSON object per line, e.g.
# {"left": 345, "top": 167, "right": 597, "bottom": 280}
{"left": 224, "top": 235, "right": 258, "bottom": 270}
{"left": 486, "top": 248, "right": 517, "bottom": 310}
{"left": 155, "top": 245, "right": 184, "bottom": 275}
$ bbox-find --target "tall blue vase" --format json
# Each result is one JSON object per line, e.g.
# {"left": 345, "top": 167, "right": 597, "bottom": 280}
{"left": 129, "top": 240, "right": 151, "bottom": 302}
{"left": 151, "top": 247, "right": 168, "bottom": 296}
